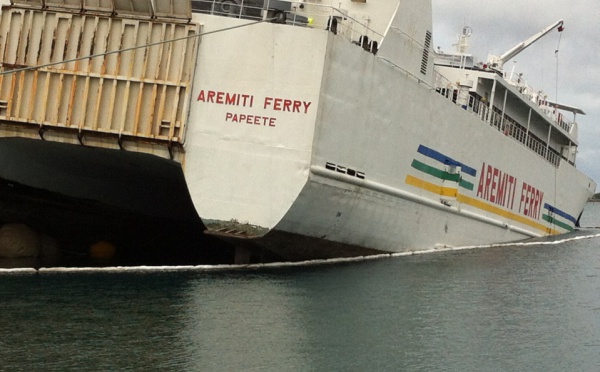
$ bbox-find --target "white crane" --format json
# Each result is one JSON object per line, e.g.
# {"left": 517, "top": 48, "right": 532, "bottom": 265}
{"left": 488, "top": 20, "right": 564, "bottom": 71}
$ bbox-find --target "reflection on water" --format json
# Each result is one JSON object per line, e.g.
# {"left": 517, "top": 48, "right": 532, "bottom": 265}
{"left": 179, "top": 274, "right": 312, "bottom": 370}
{"left": 1, "top": 203, "right": 600, "bottom": 370}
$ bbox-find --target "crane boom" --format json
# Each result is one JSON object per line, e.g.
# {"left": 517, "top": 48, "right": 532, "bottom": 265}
{"left": 489, "top": 20, "right": 564, "bottom": 71}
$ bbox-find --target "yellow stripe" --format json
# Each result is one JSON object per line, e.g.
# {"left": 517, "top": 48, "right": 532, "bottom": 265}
{"left": 406, "top": 175, "right": 559, "bottom": 235}
{"left": 405, "top": 174, "right": 457, "bottom": 197}
{"left": 456, "top": 194, "right": 559, "bottom": 235}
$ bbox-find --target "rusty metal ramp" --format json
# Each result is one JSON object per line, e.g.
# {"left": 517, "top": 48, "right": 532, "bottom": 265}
{"left": 0, "top": 0, "right": 199, "bottom": 148}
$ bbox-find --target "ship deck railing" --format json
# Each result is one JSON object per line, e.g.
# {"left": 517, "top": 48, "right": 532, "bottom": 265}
{"left": 504, "top": 71, "right": 574, "bottom": 134}
{"left": 191, "top": 0, "right": 307, "bottom": 26}
{"left": 191, "top": 0, "right": 383, "bottom": 53}
{"left": 435, "top": 81, "right": 564, "bottom": 168}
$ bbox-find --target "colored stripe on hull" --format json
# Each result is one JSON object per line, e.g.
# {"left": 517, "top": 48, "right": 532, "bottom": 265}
{"left": 542, "top": 204, "right": 576, "bottom": 232}
{"left": 407, "top": 145, "right": 573, "bottom": 235}
{"left": 405, "top": 175, "right": 560, "bottom": 235}
{"left": 405, "top": 174, "right": 458, "bottom": 198}
{"left": 411, "top": 159, "right": 474, "bottom": 191}
{"left": 417, "top": 145, "right": 477, "bottom": 177}
{"left": 456, "top": 193, "right": 559, "bottom": 235}
{"left": 542, "top": 215, "right": 574, "bottom": 232}
{"left": 544, "top": 203, "right": 577, "bottom": 224}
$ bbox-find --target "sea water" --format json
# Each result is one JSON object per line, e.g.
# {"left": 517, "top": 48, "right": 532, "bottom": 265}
{"left": 1, "top": 204, "right": 600, "bottom": 371}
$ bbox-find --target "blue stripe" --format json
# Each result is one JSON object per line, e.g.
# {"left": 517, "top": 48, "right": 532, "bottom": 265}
{"left": 543, "top": 203, "right": 577, "bottom": 224}
{"left": 417, "top": 145, "right": 477, "bottom": 177}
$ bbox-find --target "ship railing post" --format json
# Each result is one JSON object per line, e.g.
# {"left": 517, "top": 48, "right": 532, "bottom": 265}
{"left": 525, "top": 108, "right": 531, "bottom": 149}
{"left": 488, "top": 79, "right": 497, "bottom": 124}
{"left": 500, "top": 89, "right": 508, "bottom": 131}
{"left": 262, "top": 0, "right": 269, "bottom": 20}
{"left": 545, "top": 125, "right": 552, "bottom": 161}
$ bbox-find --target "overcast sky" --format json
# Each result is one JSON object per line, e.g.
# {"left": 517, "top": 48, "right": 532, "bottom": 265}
{"left": 431, "top": 0, "right": 600, "bottom": 188}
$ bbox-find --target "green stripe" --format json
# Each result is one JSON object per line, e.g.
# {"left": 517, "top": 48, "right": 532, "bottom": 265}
{"left": 412, "top": 159, "right": 459, "bottom": 181}
{"left": 542, "top": 214, "right": 574, "bottom": 232}
{"left": 459, "top": 179, "right": 474, "bottom": 191}
{"left": 411, "top": 159, "right": 473, "bottom": 191}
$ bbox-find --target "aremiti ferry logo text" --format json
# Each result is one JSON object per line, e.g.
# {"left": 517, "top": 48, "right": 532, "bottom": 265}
{"left": 197, "top": 89, "right": 312, "bottom": 127}
{"left": 477, "top": 162, "right": 544, "bottom": 220}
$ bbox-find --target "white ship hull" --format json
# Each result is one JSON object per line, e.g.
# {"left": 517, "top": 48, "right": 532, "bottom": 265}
{"left": 0, "top": 0, "right": 594, "bottom": 262}
{"left": 185, "top": 15, "right": 594, "bottom": 260}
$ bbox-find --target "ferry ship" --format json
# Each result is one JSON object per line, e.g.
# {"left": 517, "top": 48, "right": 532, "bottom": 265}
{"left": 0, "top": 0, "right": 595, "bottom": 263}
